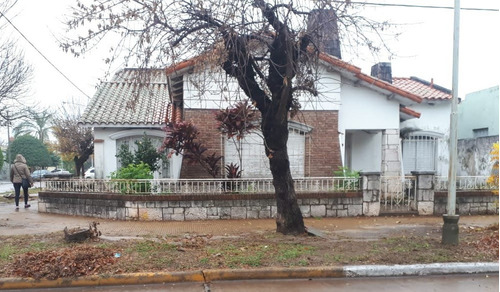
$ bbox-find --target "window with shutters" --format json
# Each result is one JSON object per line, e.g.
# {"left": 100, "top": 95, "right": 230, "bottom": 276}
{"left": 402, "top": 134, "right": 438, "bottom": 174}
{"left": 224, "top": 123, "right": 310, "bottom": 178}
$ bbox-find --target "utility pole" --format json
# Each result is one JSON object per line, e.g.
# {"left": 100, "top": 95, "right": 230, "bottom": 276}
{"left": 442, "top": 0, "right": 460, "bottom": 245}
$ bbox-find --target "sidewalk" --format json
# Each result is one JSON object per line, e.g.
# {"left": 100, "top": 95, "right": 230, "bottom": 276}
{"left": 0, "top": 198, "right": 498, "bottom": 290}
{"left": 0, "top": 197, "right": 498, "bottom": 238}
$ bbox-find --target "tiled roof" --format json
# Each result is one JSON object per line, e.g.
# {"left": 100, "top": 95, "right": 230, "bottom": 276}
{"left": 80, "top": 69, "right": 169, "bottom": 126}
{"left": 166, "top": 53, "right": 424, "bottom": 104}
{"left": 393, "top": 77, "right": 452, "bottom": 100}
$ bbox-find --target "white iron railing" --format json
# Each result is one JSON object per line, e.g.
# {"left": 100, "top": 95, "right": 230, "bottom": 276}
{"left": 434, "top": 176, "right": 497, "bottom": 191}
{"left": 43, "top": 177, "right": 361, "bottom": 195}
{"left": 380, "top": 176, "right": 417, "bottom": 211}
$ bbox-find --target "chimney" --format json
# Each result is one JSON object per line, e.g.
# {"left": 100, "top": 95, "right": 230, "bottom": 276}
{"left": 370, "top": 62, "right": 392, "bottom": 84}
{"left": 307, "top": 9, "right": 341, "bottom": 59}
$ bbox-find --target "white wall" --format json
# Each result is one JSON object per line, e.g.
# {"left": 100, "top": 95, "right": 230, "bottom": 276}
{"left": 183, "top": 67, "right": 341, "bottom": 111}
{"left": 93, "top": 127, "right": 182, "bottom": 179}
{"left": 338, "top": 79, "right": 400, "bottom": 170}
{"left": 339, "top": 80, "right": 400, "bottom": 132}
{"left": 94, "top": 128, "right": 119, "bottom": 179}
{"left": 349, "top": 131, "right": 382, "bottom": 172}
{"left": 400, "top": 101, "right": 451, "bottom": 177}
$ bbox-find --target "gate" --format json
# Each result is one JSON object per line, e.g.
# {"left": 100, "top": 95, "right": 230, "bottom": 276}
{"left": 380, "top": 176, "right": 417, "bottom": 213}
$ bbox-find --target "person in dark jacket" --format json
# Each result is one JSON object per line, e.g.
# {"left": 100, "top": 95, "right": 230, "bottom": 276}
{"left": 10, "top": 154, "right": 34, "bottom": 210}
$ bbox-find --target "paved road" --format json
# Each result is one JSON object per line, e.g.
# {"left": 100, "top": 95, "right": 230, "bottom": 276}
{"left": 2, "top": 274, "right": 497, "bottom": 292}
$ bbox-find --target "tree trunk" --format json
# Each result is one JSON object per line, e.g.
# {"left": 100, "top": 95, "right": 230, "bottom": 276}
{"left": 264, "top": 118, "right": 305, "bottom": 235}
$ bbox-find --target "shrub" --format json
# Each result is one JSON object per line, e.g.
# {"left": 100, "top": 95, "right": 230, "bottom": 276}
{"left": 110, "top": 162, "right": 153, "bottom": 194}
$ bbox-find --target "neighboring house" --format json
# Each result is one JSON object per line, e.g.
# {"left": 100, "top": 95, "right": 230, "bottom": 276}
{"left": 457, "top": 86, "right": 499, "bottom": 176}
{"left": 79, "top": 69, "right": 182, "bottom": 179}
{"left": 393, "top": 76, "right": 453, "bottom": 177}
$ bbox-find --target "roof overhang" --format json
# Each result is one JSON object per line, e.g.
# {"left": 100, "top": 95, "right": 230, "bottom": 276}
{"left": 399, "top": 106, "right": 421, "bottom": 121}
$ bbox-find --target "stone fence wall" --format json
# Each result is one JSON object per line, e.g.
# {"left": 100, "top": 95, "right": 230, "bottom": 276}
{"left": 434, "top": 191, "right": 498, "bottom": 215}
{"left": 38, "top": 192, "right": 363, "bottom": 221}
{"left": 37, "top": 172, "right": 498, "bottom": 221}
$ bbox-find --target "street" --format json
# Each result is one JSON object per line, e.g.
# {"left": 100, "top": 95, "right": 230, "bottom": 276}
{"left": 3, "top": 274, "right": 497, "bottom": 292}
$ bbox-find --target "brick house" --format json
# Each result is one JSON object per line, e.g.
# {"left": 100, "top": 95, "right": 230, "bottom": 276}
{"left": 80, "top": 53, "right": 449, "bottom": 179}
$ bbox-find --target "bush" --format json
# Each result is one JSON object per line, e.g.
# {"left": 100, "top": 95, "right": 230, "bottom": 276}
{"left": 110, "top": 163, "right": 153, "bottom": 194}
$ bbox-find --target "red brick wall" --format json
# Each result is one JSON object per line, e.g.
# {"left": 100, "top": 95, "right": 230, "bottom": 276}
{"left": 179, "top": 109, "right": 342, "bottom": 178}
{"left": 181, "top": 109, "right": 224, "bottom": 178}
{"left": 293, "top": 111, "right": 341, "bottom": 177}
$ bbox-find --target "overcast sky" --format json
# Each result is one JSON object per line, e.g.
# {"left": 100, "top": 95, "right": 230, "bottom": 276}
{"left": 1, "top": 0, "right": 499, "bottom": 111}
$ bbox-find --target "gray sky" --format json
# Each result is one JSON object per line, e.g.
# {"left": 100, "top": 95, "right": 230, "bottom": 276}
{"left": 1, "top": 0, "right": 499, "bottom": 110}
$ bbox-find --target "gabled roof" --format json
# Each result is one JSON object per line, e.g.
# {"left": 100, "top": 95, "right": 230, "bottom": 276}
{"left": 165, "top": 52, "right": 424, "bottom": 105}
{"left": 393, "top": 77, "right": 452, "bottom": 100}
{"left": 80, "top": 69, "right": 169, "bottom": 127}
{"left": 318, "top": 53, "right": 423, "bottom": 104}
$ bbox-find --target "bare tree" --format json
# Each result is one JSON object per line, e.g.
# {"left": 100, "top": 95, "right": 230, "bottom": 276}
{"left": 52, "top": 106, "right": 93, "bottom": 177}
{"left": 63, "top": 0, "right": 391, "bottom": 234}
{"left": 0, "top": 0, "right": 33, "bottom": 123}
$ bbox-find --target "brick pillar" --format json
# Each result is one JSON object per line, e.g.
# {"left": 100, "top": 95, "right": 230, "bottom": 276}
{"left": 361, "top": 172, "right": 381, "bottom": 216}
{"left": 411, "top": 171, "right": 435, "bottom": 215}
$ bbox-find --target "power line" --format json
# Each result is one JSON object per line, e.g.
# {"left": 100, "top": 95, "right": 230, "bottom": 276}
{"left": 336, "top": 1, "right": 498, "bottom": 12}
{"left": 0, "top": 11, "right": 92, "bottom": 99}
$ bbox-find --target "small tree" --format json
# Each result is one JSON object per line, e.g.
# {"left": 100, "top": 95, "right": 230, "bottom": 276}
{"left": 8, "top": 135, "right": 52, "bottom": 168}
{"left": 116, "top": 134, "right": 164, "bottom": 172}
{"left": 215, "top": 100, "right": 258, "bottom": 177}
{"left": 161, "top": 121, "right": 222, "bottom": 178}
{"left": 52, "top": 115, "right": 93, "bottom": 177}
{"left": 487, "top": 142, "right": 499, "bottom": 194}
{"left": 0, "top": 150, "right": 4, "bottom": 170}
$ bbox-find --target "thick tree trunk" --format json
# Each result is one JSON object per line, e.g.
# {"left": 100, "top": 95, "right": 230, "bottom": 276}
{"left": 264, "top": 119, "right": 305, "bottom": 235}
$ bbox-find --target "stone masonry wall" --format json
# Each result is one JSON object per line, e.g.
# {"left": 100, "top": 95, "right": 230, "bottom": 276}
{"left": 434, "top": 191, "right": 498, "bottom": 215}
{"left": 38, "top": 192, "right": 362, "bottom": 221}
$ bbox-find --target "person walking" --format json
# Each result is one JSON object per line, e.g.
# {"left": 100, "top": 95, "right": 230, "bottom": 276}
{"left": 10, "top": 154, "right": 34, "bottom": 210}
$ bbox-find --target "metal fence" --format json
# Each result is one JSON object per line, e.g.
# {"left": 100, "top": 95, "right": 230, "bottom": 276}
{"left": 380, "top": 176, "right": 417, "bottom": 211}
{"left": 434, "top": 176, "right": 497, "bottom": 191}
{"left": 43, "top": 177, "right": 362, "bottom": 195}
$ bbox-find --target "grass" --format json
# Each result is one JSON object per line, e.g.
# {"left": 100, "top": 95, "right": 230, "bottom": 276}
{"left": 0, "top": 223, "right": 497, "bottom": 279}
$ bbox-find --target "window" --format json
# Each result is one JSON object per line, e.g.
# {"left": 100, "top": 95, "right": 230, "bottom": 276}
{"left": 116, "top": 135, "right": 170, "bottom": 178}
{"left": 473, "top": 128, "right": 489, "bottom": 138}
{"left": 402, "top": 134, "right": 438, "bottom": 174}
{"left": 224, "top": 128, "right": 307, "bottom": 178}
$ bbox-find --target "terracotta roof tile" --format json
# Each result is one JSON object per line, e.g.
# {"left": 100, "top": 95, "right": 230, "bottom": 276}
{"left": 393, "top": 77, "right": 452, "bottom": 100}
{"left": 80, "top": 69, "right": 169, "bottom": 126}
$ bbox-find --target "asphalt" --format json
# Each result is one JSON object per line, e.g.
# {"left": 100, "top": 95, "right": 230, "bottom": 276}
{"left": 0, "top": 190, "right": 498, "bottom": 290}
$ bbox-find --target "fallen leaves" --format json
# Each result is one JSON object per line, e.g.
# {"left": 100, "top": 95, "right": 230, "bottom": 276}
{"left": 8, "top": 246, "right": 117, "bottom": 280}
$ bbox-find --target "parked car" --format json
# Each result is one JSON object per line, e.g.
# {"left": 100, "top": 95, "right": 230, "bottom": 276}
{"left": 43, "top": 169, "right": 72, "bottom": 179}
{"left": 84, "top": 167, "right": 95, "bottom": 179}
{"left": 32, "top": 169, "right": 50, "bottom": 181}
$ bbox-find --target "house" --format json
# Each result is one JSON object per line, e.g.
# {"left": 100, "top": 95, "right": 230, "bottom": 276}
{"left": 81, "top": 54, "right": 438, "bottom": 180}
{"left": 457, "top": 86, "right": 499, "bottom": 176}
{"left": 79, "top": 69, "right": 183, "bottom": 179}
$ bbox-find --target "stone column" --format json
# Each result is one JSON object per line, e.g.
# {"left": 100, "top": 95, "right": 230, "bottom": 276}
{"left": 411, "top": 171, "right": 435, "bottom": 215}
{"left": 361, "top": 172, "right": 381, "bottom": 216}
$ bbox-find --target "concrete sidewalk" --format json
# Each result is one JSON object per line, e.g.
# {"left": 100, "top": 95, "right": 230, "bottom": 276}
{"left": 0, "top": 197, "right": 498, "bottom": 238}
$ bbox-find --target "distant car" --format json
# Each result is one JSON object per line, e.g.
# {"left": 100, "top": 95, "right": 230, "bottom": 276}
{"left": 84, "top": 167, "right": 95, "bottom": 179}
{"left": 43, "top": 169, "right": 72, "bottom": 179}
{"left": 32, "top": 169, "right": 50, "bottom": 181}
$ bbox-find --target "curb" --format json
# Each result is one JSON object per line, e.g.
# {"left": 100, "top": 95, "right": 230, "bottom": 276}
{"left": 0, "top": 263, "right": 498, "bottom": 290}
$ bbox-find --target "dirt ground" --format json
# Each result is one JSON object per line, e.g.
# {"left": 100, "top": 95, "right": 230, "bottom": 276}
{"left": 0, "top": 197, "right": 498, "bottom": 280}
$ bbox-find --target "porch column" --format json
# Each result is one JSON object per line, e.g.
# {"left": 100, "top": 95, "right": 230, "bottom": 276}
{"left": 411, "top": 171, "right": 436, "bottom": 215}
{"left": 361, "top": 172, "right": 381, "bottom": 216}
